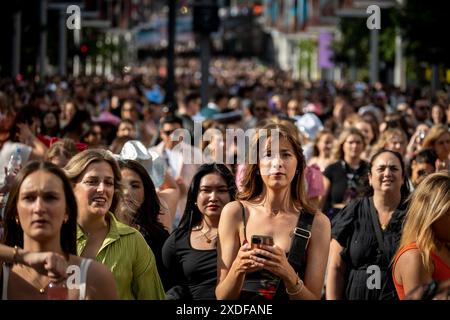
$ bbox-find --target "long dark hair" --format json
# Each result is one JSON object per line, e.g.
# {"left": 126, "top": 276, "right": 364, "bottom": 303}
{"left": 366, "top": 149, "right": 410, "bottom": 203}
{"left": 177, "top": 163, "right": 237, "bottom": 236}
{"left": 118, "top": 160, "right": 166, "bottom": 236}
{"left": 2, "top": 161, "right": 78, "bottom": 255}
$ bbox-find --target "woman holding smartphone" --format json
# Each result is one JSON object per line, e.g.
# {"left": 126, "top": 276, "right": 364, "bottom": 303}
{"left": 216, "top": 122, "right": 331, "bottom": 300}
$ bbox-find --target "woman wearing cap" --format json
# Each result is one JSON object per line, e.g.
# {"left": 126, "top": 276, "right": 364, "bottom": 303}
{"left": 64, "top": 149, "right": 165, "bottom": 300}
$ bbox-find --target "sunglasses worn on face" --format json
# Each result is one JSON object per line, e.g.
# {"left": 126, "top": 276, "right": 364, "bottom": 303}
{"left": 163, "top": 130, "right": 176, "bottom": 136}
{"left": 417, "top": 169, "right": 429, "bottom": 177}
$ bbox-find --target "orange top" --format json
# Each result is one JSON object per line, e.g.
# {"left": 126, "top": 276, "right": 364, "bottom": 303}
{"left": 392, "top": 242, "right": 450, "bottom": 299}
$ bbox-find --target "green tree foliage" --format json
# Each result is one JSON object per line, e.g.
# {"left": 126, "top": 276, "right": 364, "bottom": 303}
{"left": 396, "top": 0, "right": 450, "bottom": 65}
{"left": 333, "top": 9, "right": 396, "bottom": 69}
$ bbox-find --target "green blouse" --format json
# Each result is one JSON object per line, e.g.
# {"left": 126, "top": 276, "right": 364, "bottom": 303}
{"left": 77, "top": 212, "right": 165, "bottom": 300}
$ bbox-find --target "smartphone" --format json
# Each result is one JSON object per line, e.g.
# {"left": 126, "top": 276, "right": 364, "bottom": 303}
{"left": 251, "top": 235, "right": 274, "bottom": 260}
{"left": 251, "top": 235, "right": 274, "bottom": 247}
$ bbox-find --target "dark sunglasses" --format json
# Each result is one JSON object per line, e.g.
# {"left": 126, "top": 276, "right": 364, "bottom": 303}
{"left": 417, "top": 169, "right": 429, "bottom": 178}
{"left": 163, "top": 129, "right": 176, "bottom": 136}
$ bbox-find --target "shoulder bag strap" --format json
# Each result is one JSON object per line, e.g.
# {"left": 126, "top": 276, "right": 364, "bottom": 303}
{"left": 274, "top": 210, "right": 315, "bottom": 299}
{"left": 369, "top": 197, "right": 397, "bottom": 300}
{"left": 287, "top": 210, "right": 315, "bottom": 275}
{"left": 368, "top": 197, "right": 388, "bottom": 262}
{"left": 238, "top": 201, "right": 248, "bottom": 244}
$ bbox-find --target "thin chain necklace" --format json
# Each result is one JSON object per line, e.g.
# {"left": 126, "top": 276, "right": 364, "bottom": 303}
{"left": 17, "top": 265, "right": 51, "bottom": 294}
{"left": 193, "top": 222, "right": 217, "bottom": 244}
{"left": 257, "top": 203, "right": 281, "bottom": 215}
{"left": 200, "top": 228, "right": 217, "bottom": 244}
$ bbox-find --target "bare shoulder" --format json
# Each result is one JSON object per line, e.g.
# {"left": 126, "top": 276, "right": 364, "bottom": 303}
{"left": 397, "top": 247, "right": 423, "bottom": 266}
{"left": 311, "top": 211, "right": 331, "bottom": 234}
{"left": 395, "top": 247, "right": 431, "bottom": 286}
{"left": 221, "top": 200, "right": 245, "bottom": 221}
{"left": 308, "top": 211, "right": 331, "bottom": 244}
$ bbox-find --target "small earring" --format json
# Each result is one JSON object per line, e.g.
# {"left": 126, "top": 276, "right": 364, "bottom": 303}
{"left": 295, "top": 169, "right": 299, "bottom": 174}
{"left": 63, "top": 217, "right": 69, "bottom": 224}
{"left": 15, "top": 217, "right": 19, "bottom": 224}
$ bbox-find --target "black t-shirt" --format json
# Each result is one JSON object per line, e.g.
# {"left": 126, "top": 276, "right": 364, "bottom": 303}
{"left": 331, "top": 197, "right": 406, "bottom": 300}
{"left": 323, "top": 160, "right": 369, "bottom": 217}
{"left": 162, "top": 229, "right": 217, "bottom": 300}
{"left": 141, "top": 225, "right": 171, "bottom": 291}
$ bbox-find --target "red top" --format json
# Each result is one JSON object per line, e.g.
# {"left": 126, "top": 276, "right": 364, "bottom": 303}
{"left": 392, "top": 242, "right": 450, "bottom": 299}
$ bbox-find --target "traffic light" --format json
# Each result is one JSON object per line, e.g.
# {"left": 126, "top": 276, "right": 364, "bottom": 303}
{"left": 193, "top": 1, "right": 220, "bottom": 34}
{"left": 78, "top": 44, "right": 89, "bottom": 59}
{"left": 80, "top": 44, "right": 88, "bottom": 54}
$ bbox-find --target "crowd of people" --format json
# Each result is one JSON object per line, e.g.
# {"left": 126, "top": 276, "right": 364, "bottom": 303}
{"left": 0, "top": 57, "right": 449, "bottom": 300}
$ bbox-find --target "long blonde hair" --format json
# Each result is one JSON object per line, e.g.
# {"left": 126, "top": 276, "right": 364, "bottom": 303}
{"left": 238, "top": 122, "right": 315, "bottom": 214}
{"left": 397, "top": 172, "right": 450, "bottom": 273}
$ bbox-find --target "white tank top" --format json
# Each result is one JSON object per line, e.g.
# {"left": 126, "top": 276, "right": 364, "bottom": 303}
{"left": 2, "top": 258, "right": 92, "bottom": 300}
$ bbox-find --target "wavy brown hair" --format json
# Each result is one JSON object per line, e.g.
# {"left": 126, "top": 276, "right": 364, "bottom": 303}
{"left": 238, "top": 122, "right": 315, "bottom": 214}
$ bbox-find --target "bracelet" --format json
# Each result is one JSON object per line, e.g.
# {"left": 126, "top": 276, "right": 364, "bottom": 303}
{"left": 286, "top": 276, "right": 304, "bottom": 296}
{"left": 12, "top": 245, "right": 20, "bottom": 264}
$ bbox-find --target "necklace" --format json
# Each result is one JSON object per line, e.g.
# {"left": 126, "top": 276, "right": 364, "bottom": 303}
{"left": 257, "top": 203, "right": 280, "bottom": 215}
{"left": 18, "top": 265, "right": 51, "bottom": 294}
{"left": 200, "top": 229, "right": 217, "bottom": 243}
{"left": 193, "top": 223, "right": 217, "bottom": 244}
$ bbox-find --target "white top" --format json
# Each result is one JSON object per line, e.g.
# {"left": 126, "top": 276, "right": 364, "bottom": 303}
{"left": 2, "top": 258, "right": 92, "bottom": 300}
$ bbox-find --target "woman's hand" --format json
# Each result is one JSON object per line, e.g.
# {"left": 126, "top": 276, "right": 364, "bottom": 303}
{"left": 251, "top": 244, "right": 298, "bottom": 284}
{"left": 16, "top": 123, "right": 35, "bottom": 146}
{"left": 232, "top": 243, "right": 264, "bottom": 275}
{"left": 22, "top": 251, "right": 69, "bottom": 281}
